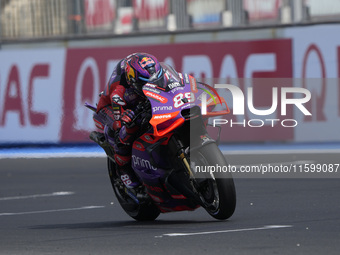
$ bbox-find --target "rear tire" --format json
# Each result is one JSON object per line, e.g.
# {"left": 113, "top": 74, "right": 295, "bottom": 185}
{"left": 107, "top": 158, "right": 160, "bottom": 221}
{"left": 193, "top": 143, "right": 236, "bottom": 220}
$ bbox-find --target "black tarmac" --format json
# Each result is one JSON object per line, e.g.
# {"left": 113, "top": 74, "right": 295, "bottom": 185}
{"left": 0, "top": 152, "right": 339, "bottom": 255}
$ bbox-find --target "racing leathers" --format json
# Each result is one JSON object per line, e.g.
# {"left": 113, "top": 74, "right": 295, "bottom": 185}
{"left": 93, "top": 60, "right": 144, "bottom": 188}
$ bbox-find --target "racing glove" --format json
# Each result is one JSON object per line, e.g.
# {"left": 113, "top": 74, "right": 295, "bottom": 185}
{"left": 121, "top": 109, "right": 135, "bottom": 127}
{"left": 118, "top": 109, "right": 139, "bottom": 144}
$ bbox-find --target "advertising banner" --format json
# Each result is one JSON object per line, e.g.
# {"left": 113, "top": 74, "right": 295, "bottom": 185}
{"left": 285, "top": 25, "right": 340, "bottom": 142}
{"left": 61, "top": 39, "right": 292, "bottom": 143}
{"left": 0, "top": 49, "right": 65, "bottom": 143}
{"left": 1, "top": 24, "right": 340, "bottom": 144}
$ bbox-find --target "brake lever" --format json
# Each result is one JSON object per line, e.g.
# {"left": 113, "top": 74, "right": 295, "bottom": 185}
{"left": 124, "top": 100, "right": 151, "bottom": 129}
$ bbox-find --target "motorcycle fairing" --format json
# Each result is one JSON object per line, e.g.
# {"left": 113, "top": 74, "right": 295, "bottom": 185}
{"left": 130, "top": 73, "right": 231, "bottom": 212}
{"left": 131, "top": 136, "right": 199, "bottom": 212}
{"left": 143, "top": 74, "right": 229, "bottom": 137}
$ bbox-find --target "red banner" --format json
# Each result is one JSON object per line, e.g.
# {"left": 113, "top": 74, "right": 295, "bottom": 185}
{"left": 62, "top": 39, "right": 293, "bottom": 143}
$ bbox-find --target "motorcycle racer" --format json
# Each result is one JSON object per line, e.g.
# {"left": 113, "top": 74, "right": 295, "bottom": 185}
{"left": 91, "top": 53, "right": 164, "bottom": 189}
{"left": 86, "top": 53, "right": 236, "bottom": 221}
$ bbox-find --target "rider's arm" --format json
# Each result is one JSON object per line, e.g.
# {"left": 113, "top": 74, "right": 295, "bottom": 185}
{"left": 109, "top": 85, "right": 139, "bottom": 145}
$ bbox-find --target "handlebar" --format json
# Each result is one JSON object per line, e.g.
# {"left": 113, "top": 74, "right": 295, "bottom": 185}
{"left": 124, "top": 100, "right": 152, "bottom": 130}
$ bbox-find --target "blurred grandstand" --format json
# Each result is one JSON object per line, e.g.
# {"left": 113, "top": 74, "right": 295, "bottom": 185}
{"left": 0, "top": 0, "right": 340, "bottom": 40}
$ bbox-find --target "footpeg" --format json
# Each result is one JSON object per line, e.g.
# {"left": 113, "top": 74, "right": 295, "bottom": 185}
{"left": 90, "top": 131, "right": 114, "bottom": 157}
{"left": 90, "top": 131, "right": 105, "bottom": 145}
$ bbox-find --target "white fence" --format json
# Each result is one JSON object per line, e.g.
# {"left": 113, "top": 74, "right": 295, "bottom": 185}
{"left": 1, "top": 0, "right": 340, "bottom": 40}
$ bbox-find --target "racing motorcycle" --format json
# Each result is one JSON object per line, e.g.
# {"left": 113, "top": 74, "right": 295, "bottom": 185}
{"left": 85, "top": 63, "right": 236, "bottom": 221}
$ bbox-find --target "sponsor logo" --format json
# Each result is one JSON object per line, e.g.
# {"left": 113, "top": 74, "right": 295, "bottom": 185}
{"left": 190, "top": 76, "right": 198, "bottom": 93}
{"left": 126, "top": 63, "right": 135, "bottom": 80}
{"left": 143, "top": 86, "right": 161, "bottom": 94}
{"left": 144, "top": 135, "right": 153, "bottom": 141}
{"left": 139, "top": 56, "right": 155, "bottom": 68}
{"left": 168, "top": 82, "right": 182, "bottom": 89}
{"left": 144, "top": 91, "right": 168, "bottom": 103}
{"left": 112, "top": 94, "right": 126, "bottom": 106}
{"left": 113, "top": 110, "right": 120, "bottom": 120}
{"left": 135, "top": 143, "right": 143, "bottom": 149}
{"left": 153, "top": 106, "right": 173, "bottom": 112}
{"left": 94, "top": 119, "right": 104, "bottom": 130}
{"left": 132, "top": 155, "right": 157, "bottom": 171}
{"left": 153, "top": 114, "right": 172, "bottom": 119}
{"left": 184, "top": 73, "right": 190, "bottom": 84}
{"left": 145, "top": 83, "right": 157, "bottom": 88}
{"left": 170, "top": 87, "right": 184, "bottom": 94}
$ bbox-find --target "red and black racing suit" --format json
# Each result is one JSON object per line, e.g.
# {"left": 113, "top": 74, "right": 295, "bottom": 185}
{"left": 94, "top": 59, "right": 145, "bottom": 187}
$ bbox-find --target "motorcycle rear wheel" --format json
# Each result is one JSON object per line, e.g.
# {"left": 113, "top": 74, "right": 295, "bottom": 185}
{"left": 107, "top": 158, "right": 160, "bottom": 221}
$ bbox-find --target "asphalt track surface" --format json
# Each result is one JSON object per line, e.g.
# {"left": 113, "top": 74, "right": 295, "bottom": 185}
{"left": 1, "top": 150, "right": 340, "bottom": 255}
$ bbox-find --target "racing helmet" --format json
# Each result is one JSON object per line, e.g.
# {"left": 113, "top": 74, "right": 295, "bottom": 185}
{"left": 124, "top": 53, "right": 163, "bottom": 94}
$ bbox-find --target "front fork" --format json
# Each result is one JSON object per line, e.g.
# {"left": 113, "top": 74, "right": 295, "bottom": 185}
{"left": 168, "top": 135, "right": 194, "bottom": 178}
{"left": 168, "top": 134, "right": 216, "bottom": 209}
{"left": 180, "top": 153, "right": 193, "bottom": 178}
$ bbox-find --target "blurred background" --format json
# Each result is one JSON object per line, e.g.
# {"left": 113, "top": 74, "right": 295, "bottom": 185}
{"left": 2, "top": 5, "right": 340, "bottom": 255}
{"left": 1, "top": 0, "right": 340, "bottom": 146}
{"left": 1, "top": 0, "right": 340, "bottom": 39}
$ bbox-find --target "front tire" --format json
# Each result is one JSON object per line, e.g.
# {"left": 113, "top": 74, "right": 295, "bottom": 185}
{"left": 193, "top": 143, "right": 236, "bottom": 220}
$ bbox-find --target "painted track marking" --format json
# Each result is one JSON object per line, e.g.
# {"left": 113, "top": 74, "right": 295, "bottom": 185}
{"left": 0, "top": 206, "right": 105, "bottom": 216}
{"left": 156, "top": 225, "right": 292, "bottom": 238}
{"left": 0, "top": 191, "right": 74, "bottom": 201}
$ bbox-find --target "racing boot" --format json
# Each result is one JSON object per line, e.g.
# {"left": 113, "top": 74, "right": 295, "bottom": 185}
{"left": 114, "top": 154, "right": 141, "bottom": 189}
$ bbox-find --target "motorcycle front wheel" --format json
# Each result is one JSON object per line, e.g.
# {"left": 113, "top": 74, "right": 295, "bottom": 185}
{"left": 192, "top": 143, "right": 236, "bottom": 220}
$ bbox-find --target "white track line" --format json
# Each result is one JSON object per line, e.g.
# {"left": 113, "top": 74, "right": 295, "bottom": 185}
{"left": 223, "top": 149, "right": 340, "bottom": 155}
{"left": 0, "top": 152, "right": 106, "bottom": 159}
{"left": 157, "top": 225, "right": 292, "bottom": 237}
{"left": 0, "top": 191, "right": 74, "bottom": 201}
{"left": 0, "top": 206, "right": 105, "bottom": 216}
